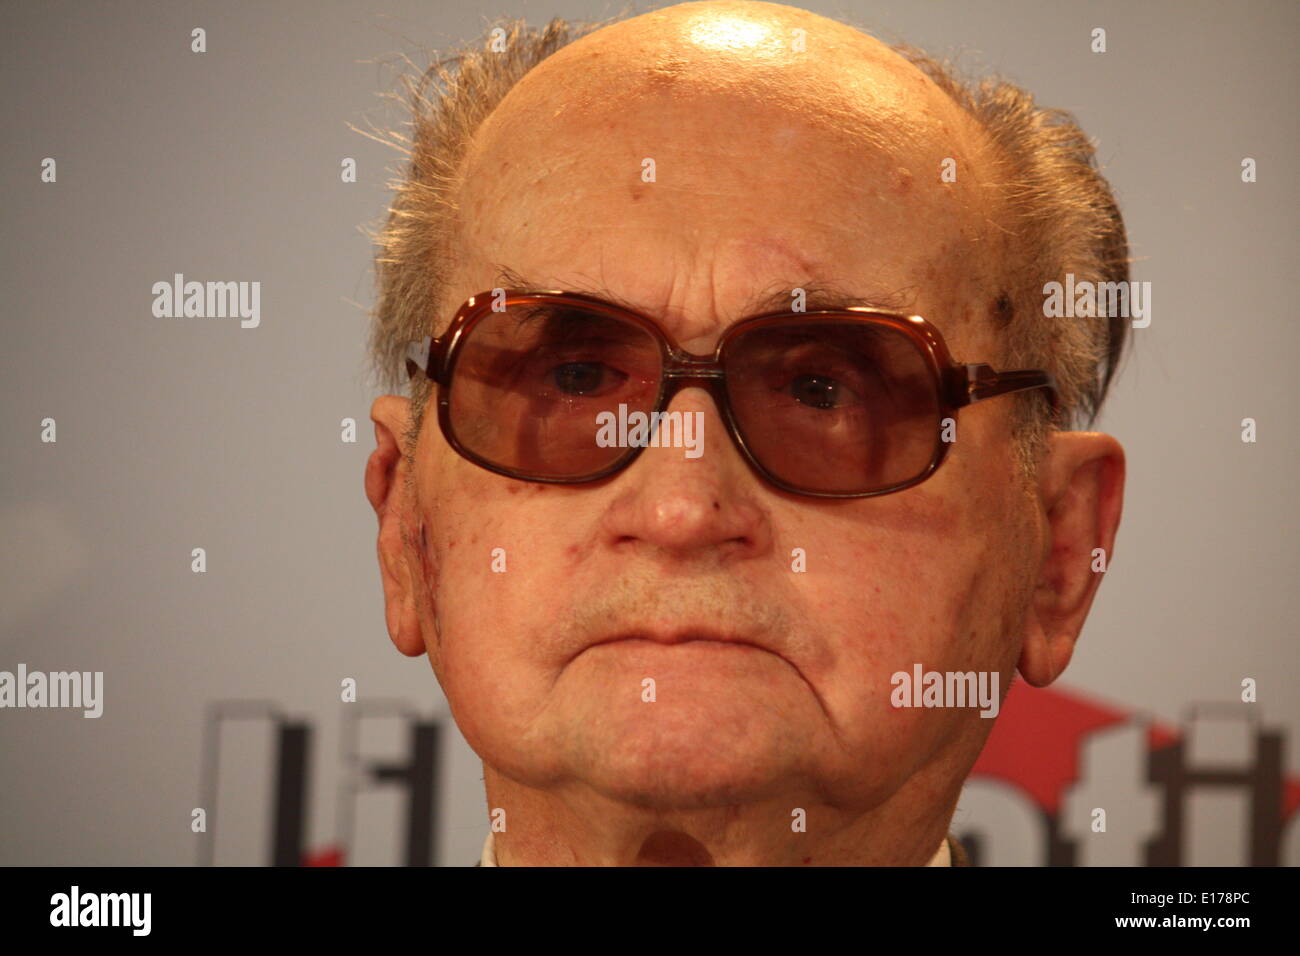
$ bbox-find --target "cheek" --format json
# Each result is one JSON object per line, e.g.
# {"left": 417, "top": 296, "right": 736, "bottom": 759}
{"left": 794, "top": 512, "right": 1019, "bottom": 800}
{"left": 798, "top": 481, "right": 1024, "bottom": 707}
{"left": 817, "top": 541, "right": 977, "bottom": 691}
{"left": 421, "top": 480, "right": 572, "bottom": 678}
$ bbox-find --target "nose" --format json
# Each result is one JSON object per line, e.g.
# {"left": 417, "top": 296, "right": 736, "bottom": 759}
{"left": 597, "top": 386, "right": 772, "bottom": 562}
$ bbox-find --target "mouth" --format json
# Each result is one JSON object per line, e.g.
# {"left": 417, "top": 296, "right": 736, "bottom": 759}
{"left": 585, "top": 629, "right": 772, "bottom": 655}
{"left": 569, "top": 625, "right": 833, "bottom": 724}
{"left": 579, "top": 629, "right": 780, "bottom": 665}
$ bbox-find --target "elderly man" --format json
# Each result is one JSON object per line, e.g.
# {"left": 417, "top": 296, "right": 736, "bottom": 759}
{"left": 364, "top": 0, "right": 1126, "bottom": 866}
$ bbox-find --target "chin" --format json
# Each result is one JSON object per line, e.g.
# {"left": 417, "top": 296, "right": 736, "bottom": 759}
{"left": 577, "top": 719, "right": 805, "bottom": 809}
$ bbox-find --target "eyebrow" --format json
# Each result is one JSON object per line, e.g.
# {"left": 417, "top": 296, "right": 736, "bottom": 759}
{"left": 740, "top": 281, "right": 918, "bottom": 316}
{"left": 492, "top": 266, "right": 919, "bottom": 320}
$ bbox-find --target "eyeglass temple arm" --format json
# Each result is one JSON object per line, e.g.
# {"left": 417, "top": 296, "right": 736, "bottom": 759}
{"left": 405, "top": 336, "right": 532, "bottom": 389}
{"left": 405, "top": 336, "right": 441, "bottom": 382}
{"left": 954, "top": 364, "right": 1061, "bottom": 416}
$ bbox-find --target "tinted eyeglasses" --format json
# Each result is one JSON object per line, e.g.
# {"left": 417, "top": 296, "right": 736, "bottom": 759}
{"left": 405, "top": 290, "right": 1059, "bottom": 498}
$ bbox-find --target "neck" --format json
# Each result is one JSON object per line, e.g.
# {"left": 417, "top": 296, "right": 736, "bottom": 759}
{"left": 482, "top": 765, "right": 959, "bottom": 866}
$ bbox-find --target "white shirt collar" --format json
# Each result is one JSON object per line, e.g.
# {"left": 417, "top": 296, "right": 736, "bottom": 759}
{"left": 480, "top": 830, "right": 951, "bottom": 866}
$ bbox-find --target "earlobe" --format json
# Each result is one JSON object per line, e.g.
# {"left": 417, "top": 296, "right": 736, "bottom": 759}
{"left": 1017, "top": 607, "right": 1070, "bottom": 687}
{"left": 367, "top": 396, "right": 428, "bottom": 658}
{"left": 1017, "top": 431, "right": 1125, "bottom": 687}
{"left": 379, "top": 514, "right": 427, "bottom": 658}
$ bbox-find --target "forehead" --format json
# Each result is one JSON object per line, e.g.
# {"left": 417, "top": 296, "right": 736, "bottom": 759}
{"left": 452, "top": 23, "right": 1001, "bottom": 343}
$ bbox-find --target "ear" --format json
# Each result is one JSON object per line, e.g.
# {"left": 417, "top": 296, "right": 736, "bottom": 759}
{"left": 1017, "top": 431, "right": 1125, "bottom": 687}
{"left": 365, "top": 395, "right": 426, "bottom": 657}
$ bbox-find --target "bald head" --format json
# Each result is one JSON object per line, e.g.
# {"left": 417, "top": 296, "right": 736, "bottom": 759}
{"left": 474, "top": 0, "right": 988, "bottom": 161}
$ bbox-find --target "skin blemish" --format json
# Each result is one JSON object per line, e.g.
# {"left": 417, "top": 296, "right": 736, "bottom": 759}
{"left": 992, "top": 292, "right": 1014, "bottom": 325}
{"left": 645, "top": 54, "right": 688, "bottom": 89}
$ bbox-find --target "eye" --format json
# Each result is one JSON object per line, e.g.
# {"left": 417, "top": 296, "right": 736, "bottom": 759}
{"left": 546, "top": 361, "right": 627, "bottom": 396}
{"left": 788, "top": 372, "right": 854, "bottom": 409}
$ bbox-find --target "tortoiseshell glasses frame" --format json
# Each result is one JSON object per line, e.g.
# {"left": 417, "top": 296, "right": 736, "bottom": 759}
{"left": 405, "top": 289, "right": 1059, "bottom": 498}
